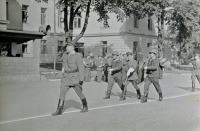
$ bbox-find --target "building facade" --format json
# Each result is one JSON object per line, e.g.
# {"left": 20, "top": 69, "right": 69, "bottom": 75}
{"left": 0, "top": 0, "right": 45, "bottom": 83}
{"left": 1, "top": 0, "right": 176, "bottom": 74}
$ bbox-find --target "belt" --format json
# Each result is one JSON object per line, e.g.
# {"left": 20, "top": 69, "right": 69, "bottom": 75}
{"left": 65, "top": 69, "right": 78, "bottom": 73}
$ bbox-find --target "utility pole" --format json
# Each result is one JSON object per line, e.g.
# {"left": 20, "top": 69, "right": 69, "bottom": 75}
{"left": 53, "top": 0, "right": 56, "bottom": 75}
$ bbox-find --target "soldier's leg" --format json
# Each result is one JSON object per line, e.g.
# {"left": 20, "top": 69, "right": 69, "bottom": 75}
{"left": 73, "top": 85, "right": 88, "bottom": 113}
{"left": 131, "top": 80, "right": 141, "bottom": 99}
{"left": 85, "top": 68, "right": 90, "bottom": 82}
{"left": 141, "top": 78, "right": 151, "bottom": 103}
{"left": 196, "top": 75, "right": 200, "bottom": 84}
{"left": 191, "top": 75, "right": 196, "bottom": 92}
{"left": 52, "top": 86, "right": 70, "bottom": 116}
{"left": 103, "top": 76, "right": 115, "bottom": 99}
{"left": 97, "top": 70, "right": 102, "bottom": 82}
{"left": 119, "top": 81, "right": 130, "bottom": 101}
{"left": 152, "top": 78, "right": 163, "bottom": 101}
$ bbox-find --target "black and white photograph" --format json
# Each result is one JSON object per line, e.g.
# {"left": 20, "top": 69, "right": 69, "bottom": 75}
{"left": 0, "top": 0, "right": 200, "bottom": 131}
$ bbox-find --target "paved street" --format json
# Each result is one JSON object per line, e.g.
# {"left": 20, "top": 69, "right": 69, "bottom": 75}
{"left": 0, "top": 73, "right": 200, "bottom": 131}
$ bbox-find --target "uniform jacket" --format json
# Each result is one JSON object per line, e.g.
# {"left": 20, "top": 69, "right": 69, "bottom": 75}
{"left": 125, "top": 59, "right": 138, "bottom": 80}
{"left": 111, "top": 58, "right": 122, "bottom": 79}
{"left": 57, "top": 52, "right": 85, "bottom": 86}
{"left": 146, "top": 58, "right": 159, "bottom": 78}
{"left": 95, "top": 58, "right": 105, "bottom": 71}
{"left": 83, "top": 58, "right": 93, "bottom": 68}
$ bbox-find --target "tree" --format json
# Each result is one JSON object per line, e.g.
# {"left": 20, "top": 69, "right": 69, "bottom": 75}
{"left": 35, "top": 0, "right": 144, "bottom": 46}
{"left": 165, "top": 0, "right": 200, "bottom": 59}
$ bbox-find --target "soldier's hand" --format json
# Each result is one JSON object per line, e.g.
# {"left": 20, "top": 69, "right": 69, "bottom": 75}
{"left": 79, "top": 81, "right": 84, "bottom": 85}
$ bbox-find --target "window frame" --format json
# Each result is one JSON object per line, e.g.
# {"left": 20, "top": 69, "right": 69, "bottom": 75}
{"left": 41, "top": 8, "right": 47, "bottom": 25}
{"left": 134, "top": 15, "right": 139, "bottom": 28}
{"left": 148, "top": 14, "right": 152, "bottom": 30}
{"left": 22, "top": 5, "right": 29, "bottom": 23}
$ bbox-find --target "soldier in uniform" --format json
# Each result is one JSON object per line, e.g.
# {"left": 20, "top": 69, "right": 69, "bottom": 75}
{"left": 120, "top": 52, "right": 141, "bottom": 100}
{"left": 190, "top": 54, "right": 200, "bottom": 92}
{"left": 83, "top": 54, "right": 93, "bottom": 82}
{"left": 141, "top": 48, "right": 163, "bottom": 103}
{"left": 52, "top": 41, "right": 88, "bottom": 116}
{"left": 103, "top": 51, "right": 124, "bottom": 100}
{"left": 95, "top": 54, "right": 105, "bottom": 82}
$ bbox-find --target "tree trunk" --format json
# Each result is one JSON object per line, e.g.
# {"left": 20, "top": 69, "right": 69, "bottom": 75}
{"left": 68, "top": 5, "right": 74, "bottom": 41}
{"left": 72, "top": 0, "right": 91, "bottom": 44}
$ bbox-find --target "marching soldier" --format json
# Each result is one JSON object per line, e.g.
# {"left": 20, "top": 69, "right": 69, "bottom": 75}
{"left": 190, "top": 54, "right": 200, "bottom": 92}
{"left": 95, "top": 54, "right": 105, "bottom": 82}
{"left": 103, "top": 51, "right": 124, "bottom": 100}
{"left": 83, "top": 54, "right": 93, "bottom": 82}
{"left": 120, "top": 52, "right": 141, "bottom": 101}
{"left": 141, "top": 48, "right": 163, "bottom": 103}
{"left": 52, "top": 41, "right": 88, "bottom": 116}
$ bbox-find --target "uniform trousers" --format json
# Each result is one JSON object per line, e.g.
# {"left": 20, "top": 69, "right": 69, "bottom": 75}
{"left": 144, "top": 77, "right": 162, "bottom": 94}
{"left": 124, "top": 80, "right": 139, "bottom": 91}
{"left": 59, "top": 85, "right": 86, "bottom": 101}
{"left": 97, "top": 69, "right": 103, "bottom": 82}
{"left": 85, "top": 67, "right": 91, "bottom": 82}
{"left": 107, "top": 76, "right": 123, "bottom": 92}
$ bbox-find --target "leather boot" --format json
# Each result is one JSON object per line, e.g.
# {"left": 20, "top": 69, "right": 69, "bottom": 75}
{"left": 141, "top": 93, "right": 148, "bottom": 103}
{"left": 103, "top": 91, "right": 111, "bottom": 99}
{"left": 119, "top": 90, "right": 126, "bottom": 101}
{"left": 136, "top": 89, "right": 141, "bottom": 99}
{"left": 158, "top": 93, "right": 163, "bottom": 101}
{"left": 52, "top": 99, "right": 64, "bottom": 116}
{"left": 80, "top": 98, "right": 88, "bottom": 113}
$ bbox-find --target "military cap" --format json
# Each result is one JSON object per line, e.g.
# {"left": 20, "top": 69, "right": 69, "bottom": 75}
{"left": 149, "top": 48, "right": 157, "bottom": 55}
{"left": 126, "top": 52, "right": 133, "bottom": 56}
{"left": 66, "top": 41, "right": 76, "bottom": 47}
{"left": 112, "top": 51, "right": 119, "bottom": 56}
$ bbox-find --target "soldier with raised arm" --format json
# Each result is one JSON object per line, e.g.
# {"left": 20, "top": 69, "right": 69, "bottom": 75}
{"left": 141, "top": 48, "right": 163, "bottom": 103}
{"left": 52, "top": 41, "right": 88, "bottom": 116}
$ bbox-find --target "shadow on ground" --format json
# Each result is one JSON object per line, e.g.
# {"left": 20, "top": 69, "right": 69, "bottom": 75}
{"left": 174, "top": 86, "right": 200, "bottom": 92}
{"left": 63, "top": 100, "right": 82, "bottom": 111}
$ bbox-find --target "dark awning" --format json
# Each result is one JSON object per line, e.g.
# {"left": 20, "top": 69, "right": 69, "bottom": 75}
{"left": 0, "top": 29, "right": 45, "bottom": 44}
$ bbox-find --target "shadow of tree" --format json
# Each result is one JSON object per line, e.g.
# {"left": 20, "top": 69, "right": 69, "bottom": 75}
{"left": 104, "top": 91, "right": 119, "bottom": 97}
{"left": 174, "top": 86, "right": 200, "bottom": 92}
{"left": 63, "top": 100, "right": 82, "bottom": 112}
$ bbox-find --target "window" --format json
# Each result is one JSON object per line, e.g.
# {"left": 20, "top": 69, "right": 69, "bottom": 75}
{"left": 6, "top": 2, "right": 9, "bottom": 20}
{"left": 75, "top": 43, "right": 84, "bottom": 56}
{"left": 147, "top": 43, "right": 152, "bottom": 47}
{"left": 102, "top": 41, "right": 107, "bottom": 57}
{"left": 40, "top": 40, "right": 47, "bottom": 54}
{"left": 57, "top": 41, "right": 63, "bottom": 53}
{"left": 133, "top": 41, "right": 138, "bottom": 54}
{"left": 58, "top": 9, "right": 63, "bottom": 27}
{"left": 134, "top": 15, "right": 138, "bottom": 28}
{"left": 148, "top": 14, "right": 152, "bottom": 30}
{"left": 41, "top": 8, "right": 47, "bottom": 25}
{"left": 74, "top": 12, "right": 81, "bottom": 28}
{"left": 22, "top": 5, "right": 29, "bottom": 23}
